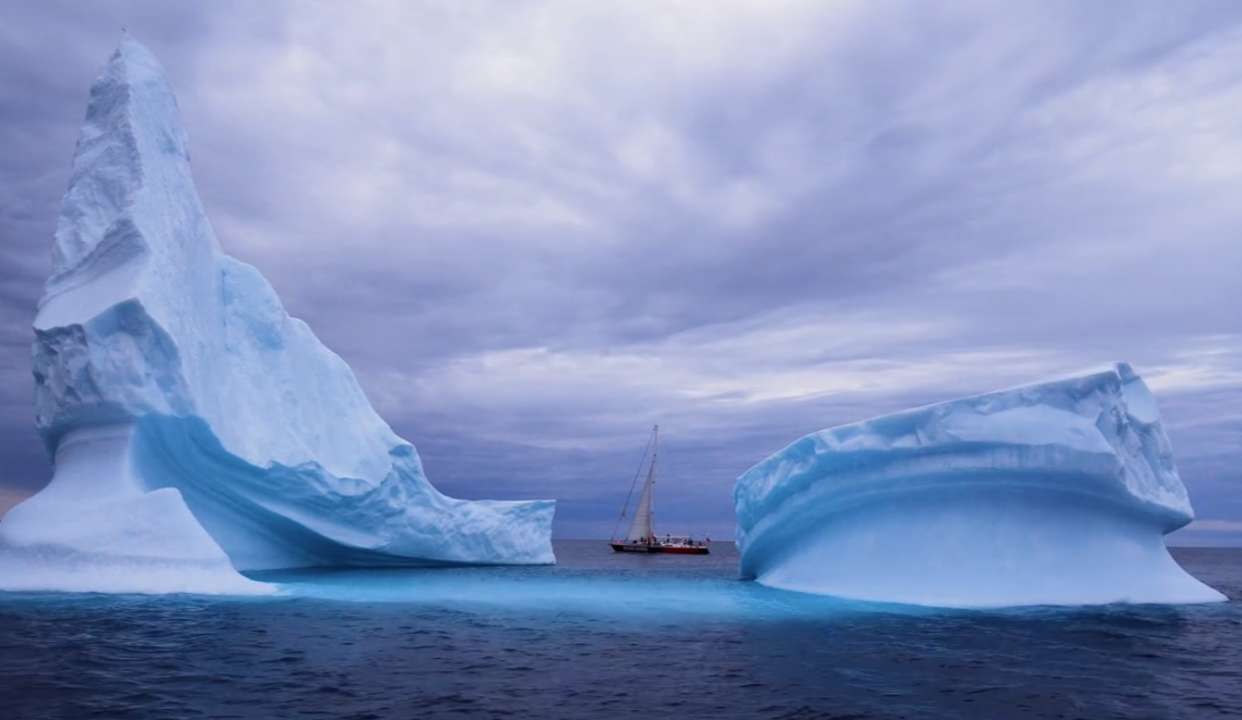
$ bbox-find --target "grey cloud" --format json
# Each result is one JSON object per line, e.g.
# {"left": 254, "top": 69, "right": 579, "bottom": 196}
{"left": 0, "top": 1, "right": 1239, "bottom": 539}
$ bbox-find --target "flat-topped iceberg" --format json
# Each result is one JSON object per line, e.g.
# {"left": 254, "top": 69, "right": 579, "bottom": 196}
{"left": 734, "top": 363, "right": 1224, "bottom": 607}
{"left": 0, "top": 38, "right": 554, "bottom": 594}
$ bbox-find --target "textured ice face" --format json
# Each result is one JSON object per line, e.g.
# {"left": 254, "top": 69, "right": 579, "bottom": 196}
{"left": 734, "top": 363, "right": 1224, "bottom": 607}
{"left": 0, "top": 38, "right": 554, "bottom": 594}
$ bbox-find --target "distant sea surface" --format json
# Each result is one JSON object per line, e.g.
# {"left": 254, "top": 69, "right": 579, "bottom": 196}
{"left": 1, "top": 542, "right": 1239, "bottom": 719}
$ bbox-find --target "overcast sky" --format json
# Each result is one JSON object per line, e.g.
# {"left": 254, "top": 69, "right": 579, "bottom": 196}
{"left": 1, "top": 1, "right": 1240, "bottom": 541}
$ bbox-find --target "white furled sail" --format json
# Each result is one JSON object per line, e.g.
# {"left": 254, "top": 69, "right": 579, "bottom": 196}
{"left": 609, "top": 425, "right": 708, "bottom": 554}
{"left": 625, "top": 426, "right": 658, "bottom": 542}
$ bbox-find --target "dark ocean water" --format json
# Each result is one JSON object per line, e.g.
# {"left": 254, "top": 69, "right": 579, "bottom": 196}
{"left": 1, "top": 542, "right": 1239, "bottom": 720}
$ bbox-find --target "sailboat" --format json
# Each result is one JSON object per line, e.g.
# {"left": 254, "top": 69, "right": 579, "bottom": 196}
{"left": 609, "top": 425, "right": 710, "bottom": 554}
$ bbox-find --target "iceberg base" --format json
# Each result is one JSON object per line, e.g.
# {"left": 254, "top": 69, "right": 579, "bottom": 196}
{"left": 751, "top": 487, "right": 1226, "bottom": 608}
{"left": 0, "top": 545, "right": 271, "bottom": 595}
{"left": 0, "top": 425, "right": 271, "bottom": 595}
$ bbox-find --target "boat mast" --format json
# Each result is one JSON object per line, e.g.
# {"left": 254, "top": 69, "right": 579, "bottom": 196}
{"left": 623, "top": 425, "right": 658, "bottom": 543}
{"left": 611, "top": 426, "right": 656, "bottom": 541}
{"left": 648, "top": 424, "right": 658, "bottom": 536}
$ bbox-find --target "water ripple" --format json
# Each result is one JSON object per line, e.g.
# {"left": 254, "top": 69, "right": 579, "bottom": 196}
{"left": 0, "top": 544, "right": 1239, "bottom": 719}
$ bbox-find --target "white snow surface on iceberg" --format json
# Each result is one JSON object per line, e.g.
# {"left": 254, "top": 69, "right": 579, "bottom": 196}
{"left": 734, "top": 363, "right": 1225, "bottom": 608}
{"left": 0, "top": 39, "right": 554, "bottom": 594}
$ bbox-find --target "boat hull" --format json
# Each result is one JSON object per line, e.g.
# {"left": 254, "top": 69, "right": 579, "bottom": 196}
{"left": 610, "top": 542, "right": 710, "bottom": 555}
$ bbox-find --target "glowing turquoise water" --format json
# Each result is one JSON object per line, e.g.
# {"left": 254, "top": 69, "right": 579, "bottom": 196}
{"left": 258, "top": 541, "right": 882, "bottom": 620}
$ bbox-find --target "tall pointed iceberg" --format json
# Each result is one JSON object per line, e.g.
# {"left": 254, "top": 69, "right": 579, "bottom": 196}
{"left": 734, "top": 364, "right": 1225, "bottom": 607}
{"left": 0, "top": 38, "right": 554, "bottom": 594}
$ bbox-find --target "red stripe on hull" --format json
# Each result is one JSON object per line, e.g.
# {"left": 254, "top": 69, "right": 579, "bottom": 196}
{"left": 654, "top": 545, "right": 710, "bottom": 554}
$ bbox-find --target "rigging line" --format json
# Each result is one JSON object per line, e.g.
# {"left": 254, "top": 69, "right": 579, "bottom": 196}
{"left": 611, "top": 427, "right": 655, "bottom": 541}
{"left": 611, "top": 429, "right": 653, "bottom": 541}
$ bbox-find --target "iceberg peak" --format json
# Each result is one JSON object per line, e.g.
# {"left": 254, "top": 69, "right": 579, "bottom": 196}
{"left": 50, "top": 37, "right": 192, "bottom": 281}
